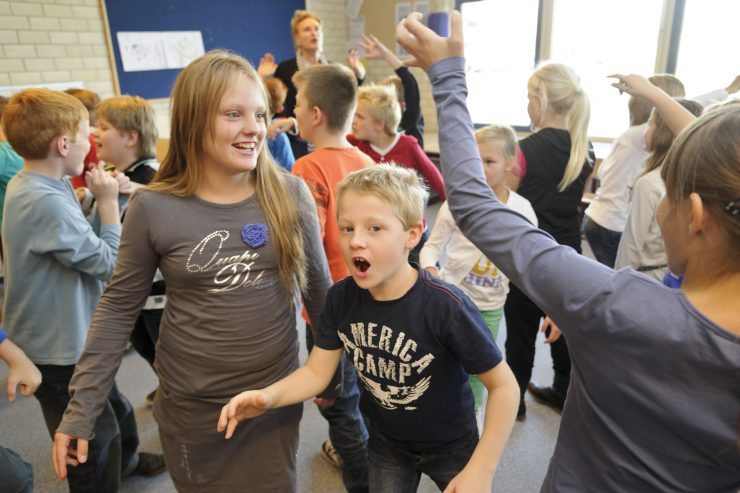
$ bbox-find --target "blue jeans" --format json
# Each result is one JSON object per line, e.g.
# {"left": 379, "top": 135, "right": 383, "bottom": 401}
{"left": 582, "top": 216, "right": 621, "bottom": 268}
{"left": 368, "top": 427, "right": 477, "bottom": 492}
{"left": 0, "top": 445, "right": 33, "bottom": 493}
{"left": 306, "top": 327, "right": 369, "bottom": 493}
{"left": 34, "top": 365, "right": 140, "bottom": 493}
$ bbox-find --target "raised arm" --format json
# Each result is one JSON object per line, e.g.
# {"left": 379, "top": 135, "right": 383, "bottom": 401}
{"left": 396, "top": 12, "right": 616, "bottom": 329}
{"left": 610, "top": 74, "right": 697, "bottom": 135}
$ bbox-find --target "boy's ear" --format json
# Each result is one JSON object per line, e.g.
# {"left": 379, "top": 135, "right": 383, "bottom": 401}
{"left": 54, "top": 134, "right": 71, "bottom": 157}
{"left": 125, "top": 130, "right": 140, "bottom": 149}
{"left": 311, "top": 105, "right": 324, "bottom": 128}
{"left": 404, "top": 221, "right": 424, "bottom": 251}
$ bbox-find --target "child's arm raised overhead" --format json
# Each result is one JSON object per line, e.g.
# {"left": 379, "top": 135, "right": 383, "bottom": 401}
{"left": 396, "top": 13, "right": 616, "bottom": 332}
{"left": 610, "top": 74, "right": 697, "bottom": 134}
{"left": 446, "top": 362, "right": 519, "bottom": 492}
{"left": 410, "top": 142, "right": 446, "bottom": 200}
{"left": 218, "top": 347, "right": 342, "bottom": 439}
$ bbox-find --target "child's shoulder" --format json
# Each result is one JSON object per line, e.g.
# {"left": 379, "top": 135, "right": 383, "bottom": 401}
{"left": 419, "top": 269, "right": 470, "bottom": 308}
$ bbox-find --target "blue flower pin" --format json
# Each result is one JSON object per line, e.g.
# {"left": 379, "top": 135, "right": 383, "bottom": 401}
{"left": 241, "top": 223, "right": 268, "bottom": 249}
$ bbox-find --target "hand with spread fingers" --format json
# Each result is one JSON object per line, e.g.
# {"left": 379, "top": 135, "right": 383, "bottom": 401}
{"left": 258, "top": 52, "right": 277, "bottom": 78}
{"left": 395, "top": 11, "right": 464, "bottom": 71}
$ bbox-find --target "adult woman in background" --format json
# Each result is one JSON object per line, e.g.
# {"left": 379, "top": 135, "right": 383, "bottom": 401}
{"left": 259, "top": 10, "right": 365, "bottom": 159}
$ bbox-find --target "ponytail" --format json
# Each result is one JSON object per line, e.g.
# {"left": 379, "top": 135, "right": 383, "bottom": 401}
{"left": 528, "top": 63, "right": 591, "bottom": 191}
{"left": 561, "top": 88, "right": 590, "bottom": 191}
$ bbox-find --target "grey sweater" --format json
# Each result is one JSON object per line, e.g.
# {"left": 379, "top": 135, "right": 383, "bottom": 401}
{"left": 58, "top": 175, "right": 331, "bottom": 439}
{"left": 430, "top": 57, "right": 740, "bottom": 492}
{"left": 2, "top": 171, "right": 120, "bottom": 365}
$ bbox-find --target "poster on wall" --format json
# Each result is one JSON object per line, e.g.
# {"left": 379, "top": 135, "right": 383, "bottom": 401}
{"left": 117, "top": 31, "right": 205, "bottom": 72}
{"left": 117, "top": 32, "right": 168, "bottom": 72}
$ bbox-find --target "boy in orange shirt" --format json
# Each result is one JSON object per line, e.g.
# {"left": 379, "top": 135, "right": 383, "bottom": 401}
{"left": 291, "top": 63, "right": 373, "bottom": 493}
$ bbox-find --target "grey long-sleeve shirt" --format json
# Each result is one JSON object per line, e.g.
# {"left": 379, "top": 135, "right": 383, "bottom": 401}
{"left": 2, "top": 171, "right": 120, "bottom": 365}
{"left": 430, "top": 57, "right": 740, "bottom": 492}
{"left": 58, "top": 175, "right": 332, "bottom": 439}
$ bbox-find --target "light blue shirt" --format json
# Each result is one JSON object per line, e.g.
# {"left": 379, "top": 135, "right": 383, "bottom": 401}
{"left": 2, "top": 171, "right": 120, "bottom": 365}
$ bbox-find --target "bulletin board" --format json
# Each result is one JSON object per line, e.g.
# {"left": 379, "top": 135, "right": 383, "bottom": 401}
{"left": 101, "top": 0, "right": 305, "bottom": 100}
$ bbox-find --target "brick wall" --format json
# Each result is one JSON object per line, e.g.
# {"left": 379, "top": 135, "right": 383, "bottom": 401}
{"left": 0, "top": 0, "right": 115, "bottom": 97}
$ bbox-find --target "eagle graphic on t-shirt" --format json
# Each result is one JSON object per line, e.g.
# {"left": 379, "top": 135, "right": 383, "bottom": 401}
{"left": 356, "top": 370, "right": 431, "bottom": 411}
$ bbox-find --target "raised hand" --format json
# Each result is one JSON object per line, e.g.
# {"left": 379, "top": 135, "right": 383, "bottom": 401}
{"left": 360, "top": 34, "right": 403, "bottom": 70}
{"left": 395, "top": 11, "right": 463, "bottom": 71}
{"left": 347, "top": 49, "right": 366, "bottom": 79}
{"left": 217, "top": 390, "right": 272, "bottom": 439}
{"left": 258, "top": 52, "right": 277, "bottom": 78}
{"left": 608, "top": 73, "right": 657, "bottom": 98}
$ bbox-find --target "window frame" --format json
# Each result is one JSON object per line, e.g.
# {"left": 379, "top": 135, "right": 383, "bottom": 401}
{"left": 455, "top": 0, "right": 692, "bottom": 141}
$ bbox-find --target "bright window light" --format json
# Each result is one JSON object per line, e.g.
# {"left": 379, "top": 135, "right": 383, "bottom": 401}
{"left": 676, "top": 0, "right": 740, "bottom": 98}
{"left": 549, "top": 0, "right": 663, "bottom": 138}
{"left": 462, "top": 0, "right": 539, "bottom": 128}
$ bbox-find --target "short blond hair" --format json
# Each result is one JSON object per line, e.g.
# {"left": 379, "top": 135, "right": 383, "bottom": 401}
{"left": 96, "top": 95, "right": 158, "bottom": 157}
{"left": 337, "top": 163, "right": 428, "bottom": 229}
{"left": 358, "top": 84, "right": 402, "bottom": 135}
{"left": 293, "top": 64, "right": 357, "bottom": 133}
{"left": 4, "top": 88, "right": 87, "bottom": 160}
{"left": 291, "top": 10, "right": 322, "bottom": 47}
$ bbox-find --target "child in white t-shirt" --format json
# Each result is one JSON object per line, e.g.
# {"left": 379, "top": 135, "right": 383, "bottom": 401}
{"left": 420, "top": 124, "right": 536, "bottom": 419}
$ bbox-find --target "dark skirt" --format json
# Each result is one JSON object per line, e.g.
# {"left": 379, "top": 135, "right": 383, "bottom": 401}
{"left": 154, "top": 385, "right": 302, "bottom": 492}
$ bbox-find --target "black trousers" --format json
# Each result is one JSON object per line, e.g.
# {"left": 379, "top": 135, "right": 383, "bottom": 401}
{"left": 34, "top": 364, "right": 140, "bottom": 493}
{"left": 129, "top": 308, "right": 163, "bottom": 369}
{"left": 504, "top": 284, "right": 572, "bottom": 401}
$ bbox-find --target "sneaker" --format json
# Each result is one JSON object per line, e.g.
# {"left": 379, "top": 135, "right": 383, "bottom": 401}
{"left": 145, "top": 389, "right": 156, "bottom": 408}
{"left": 132, "top": 452, "right": 167, "bottom": 478}
{"left": 321, "top": 439, "right": 342, "bottom": 468}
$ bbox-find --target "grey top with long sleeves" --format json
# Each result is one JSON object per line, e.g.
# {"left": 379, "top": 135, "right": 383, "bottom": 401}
{"left": 58, "top": 175, "right": 331, "bottom": 439}
{"left": 2, "top": 171, "right": 120, "bottom": 365}
{"left": 430, "top": 57, "right": 740, "bottom": 492}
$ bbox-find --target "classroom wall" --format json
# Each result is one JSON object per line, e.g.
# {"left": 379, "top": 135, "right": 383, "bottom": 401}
{"left": 0, "top": 0, "right": 114, "bottom": 95}
{"left": 0, "top": 0, "right": 441, "bottom": 143}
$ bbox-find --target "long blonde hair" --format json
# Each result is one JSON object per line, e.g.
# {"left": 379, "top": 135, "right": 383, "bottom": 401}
{"left": 528, "top": 63, "right": 590, "bottom": 191}
{"left": 149, "top": 50, "right": 307, "bottom": 294}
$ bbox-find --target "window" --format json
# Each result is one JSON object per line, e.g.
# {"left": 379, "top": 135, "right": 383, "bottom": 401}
{"left": 675, "top": 0, "right": 740, "bottom": 97}
{"left": 461, "top": 0, "right": 540, "bottom": 128}
{"left": 456, "top": 0, "right": 737, "bottom": 141}
{"left": 548, "top": 0, "right": 664, "bottom": 138}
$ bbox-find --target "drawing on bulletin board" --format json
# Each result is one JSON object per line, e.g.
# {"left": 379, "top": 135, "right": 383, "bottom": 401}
{"left": 161, "top": 31, "right": 206, "bottom": 68}
{"left": 117, "top": 31, "right": 205, "bottom": 72}
{"left": 117, "top": 32, "right": 168, "bottom": 72}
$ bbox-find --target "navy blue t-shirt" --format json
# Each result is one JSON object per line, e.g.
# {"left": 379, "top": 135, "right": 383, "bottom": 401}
{"left": 315, "top": 268, "right": 502, "bottom": 451}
